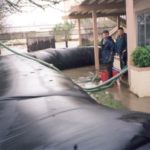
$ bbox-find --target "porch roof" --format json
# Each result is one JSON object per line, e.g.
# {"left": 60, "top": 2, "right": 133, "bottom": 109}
{"left": 67, "top": 0, "right": 126, "bottom": 19}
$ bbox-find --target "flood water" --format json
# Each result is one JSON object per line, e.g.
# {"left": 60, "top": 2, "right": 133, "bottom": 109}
{"left": 63, "top": 66, "right": 150, "bottom": 114}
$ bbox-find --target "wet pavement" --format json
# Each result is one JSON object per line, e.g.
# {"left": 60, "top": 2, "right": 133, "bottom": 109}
{"left": 63, "top": 66, "right": 150, "bottom": 114}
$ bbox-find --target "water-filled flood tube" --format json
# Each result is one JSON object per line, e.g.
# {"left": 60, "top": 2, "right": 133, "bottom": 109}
{"left": 0, "top": 52, "right": 150, "bottom": 150}
{"left": 29, "top": 47, "right": 95, "bottom": 70}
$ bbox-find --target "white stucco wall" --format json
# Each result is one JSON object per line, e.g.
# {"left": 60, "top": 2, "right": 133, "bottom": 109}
{"left": 130, "top": 67, "right": 150, "bottom": 97}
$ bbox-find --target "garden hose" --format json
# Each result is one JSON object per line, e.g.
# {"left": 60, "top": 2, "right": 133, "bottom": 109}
{"left": 0, "top": 41, "right": 60, "bottom": 72}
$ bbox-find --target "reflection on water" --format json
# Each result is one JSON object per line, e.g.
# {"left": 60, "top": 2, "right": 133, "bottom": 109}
{"left": 108, "top": 84, "right": 150, "bottom": 113}
{"left": 63, "top": 66, "right": 95, "bottom": 80}
{"left": 63, "top": 66, "right": 150, "bottom": 114}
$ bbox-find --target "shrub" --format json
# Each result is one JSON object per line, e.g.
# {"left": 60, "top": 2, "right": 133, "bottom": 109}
{"left": 132, "top": 45, "right": 150, "bottom": 67}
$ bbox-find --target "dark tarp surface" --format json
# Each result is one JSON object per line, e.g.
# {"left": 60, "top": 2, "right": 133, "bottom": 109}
{"left": 29, "top": 47, "right": 95, "bottom": 70}
{"left": 0, "top": 54, "right": 150, "bottom": 150}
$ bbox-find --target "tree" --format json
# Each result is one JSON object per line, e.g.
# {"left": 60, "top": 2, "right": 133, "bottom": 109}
{"left": 0, "top": 0, "right": 65, "bottom": 31}
{"left": 53, "top": 21, "right": 75, "bottom": 47}
{"left": 0, "top": 0, "right": 64, "bottom": 13}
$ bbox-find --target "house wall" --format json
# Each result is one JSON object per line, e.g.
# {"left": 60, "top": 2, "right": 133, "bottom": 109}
{"left": 134, "top": 0, "right": 150, "bottom": 12}
{"left": 127, "top": 0, "right": 150, "bottom": 97}
{"left": 126, "top": 0, "right": 150, "bottom": 65}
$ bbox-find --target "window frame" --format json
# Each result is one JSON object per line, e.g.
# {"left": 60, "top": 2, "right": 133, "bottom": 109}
{"left": 136, "top": 9, "right": 150, "bottom": 46}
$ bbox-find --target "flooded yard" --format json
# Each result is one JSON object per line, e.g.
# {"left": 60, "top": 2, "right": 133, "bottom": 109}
{"left": 1, "top": 43, "right": 150, "bottom": 113}
{"left": 63, "top": 66, "right": 150, "bottom": 113}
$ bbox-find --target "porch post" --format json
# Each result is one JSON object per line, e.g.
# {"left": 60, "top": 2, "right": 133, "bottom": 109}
{"left": 126, "top": 0, "right": 136, "bottom": 85}
{"left": 78, "top": 18, "right": 82, "bottom": 46}
{"left": 126, "top": 0, "right": 136, "bottom": 62}
{"left": 92, "top": 10, "right": 100, "bottom": 75}
{"left": 117, "top": 15, "right": 120, "bottom": 28}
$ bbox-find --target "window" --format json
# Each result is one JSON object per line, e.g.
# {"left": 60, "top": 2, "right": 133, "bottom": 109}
{"left": 137, "top": 12, "right": 150, "bottom": 46}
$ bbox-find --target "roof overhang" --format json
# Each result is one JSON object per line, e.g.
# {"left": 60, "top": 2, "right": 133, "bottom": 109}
{"left": 65, "top": 0, "right": 126, "bottom": 19}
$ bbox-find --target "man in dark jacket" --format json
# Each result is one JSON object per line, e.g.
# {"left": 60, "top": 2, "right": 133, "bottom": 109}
{"left": 116, "top": 27, "right": 127, "bottom": 69}
{"left": 99, "top": 30, "right": 115, "bottom": 78}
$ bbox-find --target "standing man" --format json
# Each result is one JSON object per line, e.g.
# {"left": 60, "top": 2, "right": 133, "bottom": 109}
{"left": 99, "top": 30, "right": 115, "bottom": 79}
{"left": 116, "top": 27, "right": 127, "bottom": 69}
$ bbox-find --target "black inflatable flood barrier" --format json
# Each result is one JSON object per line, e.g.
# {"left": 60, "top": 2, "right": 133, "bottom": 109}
{"left": 29, "top": 47, "right": 95, "bottom": 70}
{"left": 0, "top": 54, "right": 150, "bottom": 150}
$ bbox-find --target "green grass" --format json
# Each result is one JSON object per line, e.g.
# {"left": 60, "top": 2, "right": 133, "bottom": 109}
{"left": 89, "top": 91, "right": 123, "bottom": 109}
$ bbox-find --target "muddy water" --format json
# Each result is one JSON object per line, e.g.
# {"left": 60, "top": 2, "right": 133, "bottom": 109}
{"left": 63, "top": 66, "right": 150, "bottom": 114}
{"left": 108, "top": 84, "right": 150, "bottom": 113}
{"left": 63, "top": 66, "right": 95, "bottom": 80}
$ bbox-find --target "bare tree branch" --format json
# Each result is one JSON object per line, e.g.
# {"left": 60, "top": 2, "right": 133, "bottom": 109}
{"left": 0, "top": 0, "right": 71, "bottom": 24}
{"left": 28, "top": 0, "right": 45, "bottom": 9}
{"left": 5, "top": 0, "right": 22, "bottom": 12}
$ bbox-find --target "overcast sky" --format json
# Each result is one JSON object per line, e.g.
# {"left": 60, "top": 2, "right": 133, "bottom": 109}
{"left": 4, "top": 2, "right": 66, "bottom": 27}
